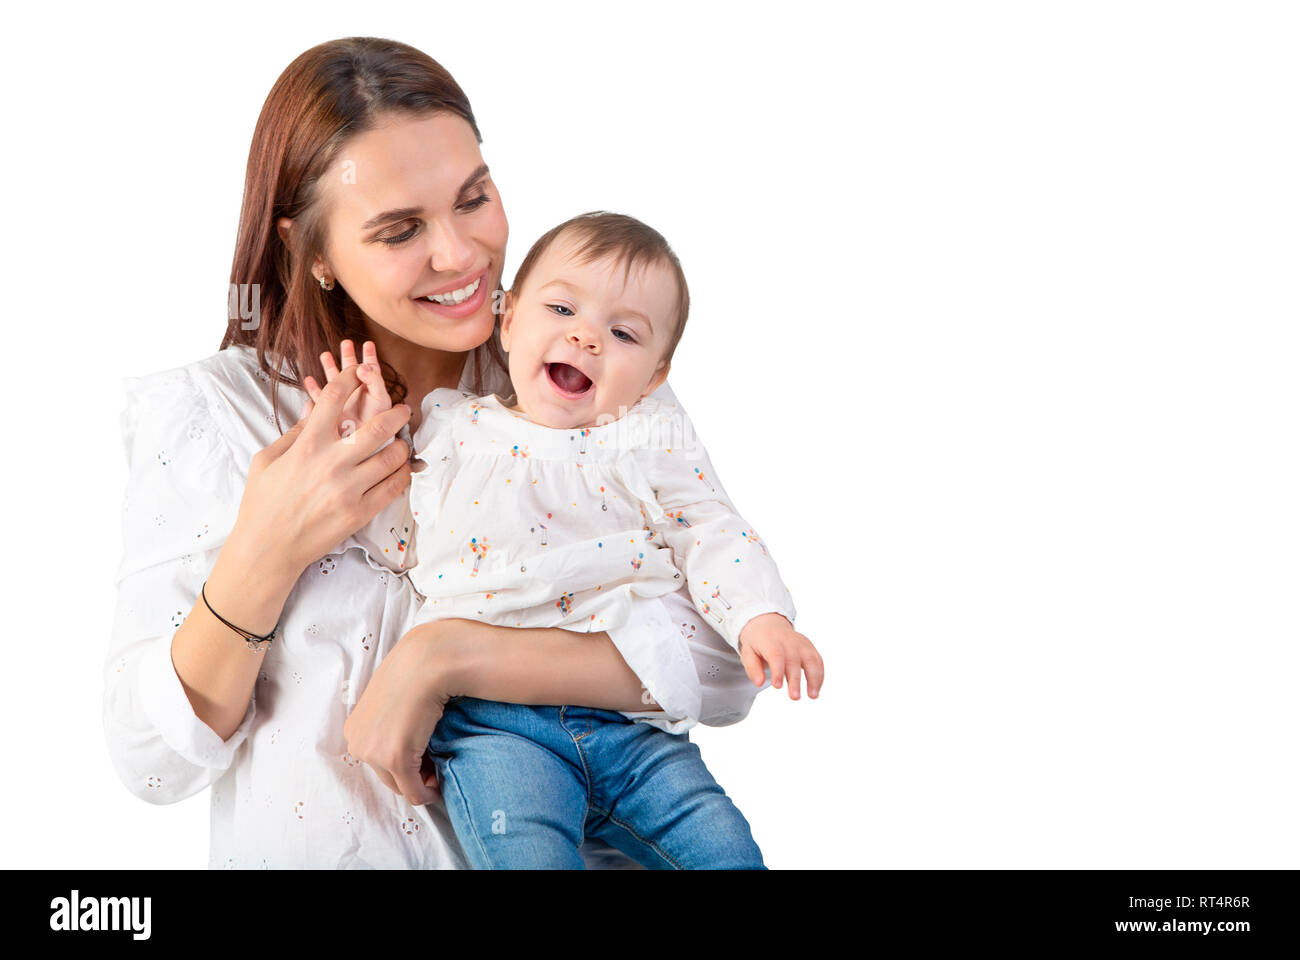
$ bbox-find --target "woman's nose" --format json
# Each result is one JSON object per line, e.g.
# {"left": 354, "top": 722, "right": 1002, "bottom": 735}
{"left": 426, "top": 218, "right": 475, "bottom": 273}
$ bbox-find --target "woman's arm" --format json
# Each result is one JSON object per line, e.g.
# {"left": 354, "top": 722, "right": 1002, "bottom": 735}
{"left": 108, "top": 364, "right": 283, "bottom": 801}
{"left": 167, "top": 530, "right": 305, "bottom": 740}
{"left": 341, "top": 617, "right": 658, "bottom": 807}
{"left": 107, "top": 544, "right": 252, "bottom": 804}
{"left": 169, "top": 368, "right": 415, "bottom": 740}
{"left": 431, "top": 619, "right": 660, "bottom": 711}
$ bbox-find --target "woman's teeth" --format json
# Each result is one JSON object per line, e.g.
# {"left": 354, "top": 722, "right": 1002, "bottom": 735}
{"left": 425, "top": 276, "right": 481, "bottom": 304}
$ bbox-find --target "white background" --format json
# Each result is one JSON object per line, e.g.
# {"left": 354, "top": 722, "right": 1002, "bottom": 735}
{"left": 2, "top": 0, "right": 1296, "bottom": 869}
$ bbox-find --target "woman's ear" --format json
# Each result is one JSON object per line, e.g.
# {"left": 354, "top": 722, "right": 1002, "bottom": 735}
{"left": 277, "top": 216, "right": 329, "bottom": 281}
{"left": 499, "top": 290, "right": 516, "bottom": 352}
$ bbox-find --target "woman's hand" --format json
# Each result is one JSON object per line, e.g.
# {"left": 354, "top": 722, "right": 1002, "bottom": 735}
{"left": 231, "top": 363, "right": 413, "bottom": 579}
{"left": 343, "top": 617, "right": 669, "bottom": 806}
{"left": 344, "top": 621, "right": 459, "bottom": 806}
{"left": 301, "top": 339, "right": 393, "bottom": 440}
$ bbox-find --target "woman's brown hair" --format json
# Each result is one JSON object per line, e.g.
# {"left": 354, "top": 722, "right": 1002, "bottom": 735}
{"left": 221, "top": 36, "right": 506, "bottom": 427}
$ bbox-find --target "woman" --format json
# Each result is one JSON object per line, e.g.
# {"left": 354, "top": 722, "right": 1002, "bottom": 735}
{"left": 105, "top": 36, "right": 759, "bottom": 868}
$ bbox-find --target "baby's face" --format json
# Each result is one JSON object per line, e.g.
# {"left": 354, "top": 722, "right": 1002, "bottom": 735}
{"left": 500, "top": 232, "right": 677, "bottom": 429}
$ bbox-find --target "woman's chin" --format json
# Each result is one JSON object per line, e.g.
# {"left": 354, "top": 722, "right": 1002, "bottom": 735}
{"left": 403, "top": 305, "right": 499, "bottom": 353}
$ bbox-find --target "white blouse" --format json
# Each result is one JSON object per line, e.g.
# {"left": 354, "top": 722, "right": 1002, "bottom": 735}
{"left": 104, "top": 344, "right": 760, "bottom": 869}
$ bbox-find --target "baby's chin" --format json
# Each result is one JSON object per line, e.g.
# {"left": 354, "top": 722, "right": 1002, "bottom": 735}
{"left": 513, "top": 386, "right": 635, "bottom": 430}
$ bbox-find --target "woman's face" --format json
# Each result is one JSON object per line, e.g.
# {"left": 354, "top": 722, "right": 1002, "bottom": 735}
{"left": 313, "top": 112, "right": 509, "bottom": 357}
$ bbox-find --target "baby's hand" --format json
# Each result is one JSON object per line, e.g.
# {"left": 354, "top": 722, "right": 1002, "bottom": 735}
{"left": 302, "top": 339, "right": 392, "bottom": 439}
{"left": 737, "top": 613, "right": 824, "bottom": 700}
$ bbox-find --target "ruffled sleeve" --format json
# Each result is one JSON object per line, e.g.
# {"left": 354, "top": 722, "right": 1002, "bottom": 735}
{"left": 606, "top": 383, "right": 775, "bottom": 729}
{"left": 620, "top": 393, "right": 797, "bottom": 652}
{"left": 104, "top": 364, "right": 253, "bottom": 805}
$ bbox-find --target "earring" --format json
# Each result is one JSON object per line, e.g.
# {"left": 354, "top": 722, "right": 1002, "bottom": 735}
{"left": 317, "top": 273, "right": 335, "bottom": 292}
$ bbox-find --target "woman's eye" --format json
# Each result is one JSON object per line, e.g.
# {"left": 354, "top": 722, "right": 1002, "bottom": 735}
{"left": 378, "top": 194, "right": 488, "bottom": 246}
{"left": 380, "top": 225, "right": 419, "bottom": 246}
{"left": 548, "top": 304, "right": 574, "bottom": 317}
{"left": 612, "top": 329, "right": 636, "bottom": 343}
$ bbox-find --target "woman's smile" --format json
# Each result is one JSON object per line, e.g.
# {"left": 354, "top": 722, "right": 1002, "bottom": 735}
{"left": 412, "top": 266, "right": 491, "bottom": 320}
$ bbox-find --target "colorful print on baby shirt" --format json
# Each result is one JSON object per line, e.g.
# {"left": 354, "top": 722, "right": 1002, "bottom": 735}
{"left": 469, "top": 537, "right": 490, "bottom": 576}
{"left": 666, "top": 509, "right": 691, "bottom": 529}
{"left": 638, "top": 505, "right": 657, "bottom": 542}
{"left": 389, "top": 524, "right": 410, "bottom": 566}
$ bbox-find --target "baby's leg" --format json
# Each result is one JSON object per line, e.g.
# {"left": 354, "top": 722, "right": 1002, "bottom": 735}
{"left": 428, "top": 698, "right": 587, "bottom": 870}
{"left": 568, "top": 707, "right": 765, "bottom": 870}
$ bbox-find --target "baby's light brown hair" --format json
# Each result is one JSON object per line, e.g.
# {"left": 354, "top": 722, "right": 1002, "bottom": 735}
{"left": 508, "top": 211, "right": 690, "bottom": 365}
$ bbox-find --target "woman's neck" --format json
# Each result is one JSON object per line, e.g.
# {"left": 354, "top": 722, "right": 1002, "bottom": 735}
{"left": 362, "top": 321, "right": 468, "bottom": 434}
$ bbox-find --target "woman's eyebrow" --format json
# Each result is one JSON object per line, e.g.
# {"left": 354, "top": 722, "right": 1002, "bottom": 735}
{"left": 361, "top": 206, "right": 423, "bottom": 230}
{"left": 359, "top": 164, "right": 491, "bottom": 230}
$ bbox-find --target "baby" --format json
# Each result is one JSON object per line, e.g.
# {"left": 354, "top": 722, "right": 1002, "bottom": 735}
{"left": 313, "top": 212, "right": 822, "bottom": 868}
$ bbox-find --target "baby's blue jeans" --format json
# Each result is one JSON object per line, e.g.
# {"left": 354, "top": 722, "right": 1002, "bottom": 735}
{"left": 426, "top": 697, "right": 765, "bottom": 870}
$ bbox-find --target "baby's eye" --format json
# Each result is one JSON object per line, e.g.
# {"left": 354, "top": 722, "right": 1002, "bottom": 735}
{"left": 548, "top": 304, "right": 574, "bottom": 317}
{"left": 612, "top": 329, "right": 636, "bottom": 343}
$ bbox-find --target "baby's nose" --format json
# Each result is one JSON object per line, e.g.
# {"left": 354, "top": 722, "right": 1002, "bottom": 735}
{"left": 567, "top": 330, "right": 600, "bottom": 353}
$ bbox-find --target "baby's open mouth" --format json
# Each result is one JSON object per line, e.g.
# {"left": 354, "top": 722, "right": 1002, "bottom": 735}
{"left": 546, "top": 362, "right": 593, "bottom": 398}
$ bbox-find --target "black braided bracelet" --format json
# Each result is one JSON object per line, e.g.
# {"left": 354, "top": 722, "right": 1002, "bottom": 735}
{"left": 201, "top": 581, "right": 278, "bottom": 652}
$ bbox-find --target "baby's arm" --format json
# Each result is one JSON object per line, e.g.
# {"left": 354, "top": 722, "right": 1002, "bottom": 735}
{"left": 632, "top": 418, "right": 824, "bottom": 701}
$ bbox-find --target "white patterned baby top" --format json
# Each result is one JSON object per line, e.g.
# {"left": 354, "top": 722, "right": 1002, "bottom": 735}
{"left": 407, "top": 388, "right": 797, "bottom": 665}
